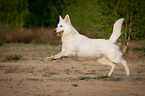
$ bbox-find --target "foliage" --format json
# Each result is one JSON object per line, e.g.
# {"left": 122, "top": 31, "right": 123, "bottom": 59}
{"left": 0, "top": 0, "right": 63, "bottom": 28}
{"left": 5, "top": 54, "right": 22, "bottom": 61}
{"left": 0, "top": 0, "right": 144, "bottom": 41}
{"left": 62, "top": 0, "right": 145, "bottom": 40}
{"left": 0, "top": 0, "right": 30, "bottom": 28}
{"left": 71, "top": 83, "right": 78, "bottom": 87}
{"left": 24, "top": 0, "right": 62, "bottom": 28}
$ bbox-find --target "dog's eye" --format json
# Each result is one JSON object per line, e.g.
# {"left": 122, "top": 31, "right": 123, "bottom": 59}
{"left": 60, "top": 25, "right": 63, "bottom": 27}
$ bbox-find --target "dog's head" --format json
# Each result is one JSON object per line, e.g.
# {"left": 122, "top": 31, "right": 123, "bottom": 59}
{"left": 54, "top": 14, "right": 72, "bottom": 37}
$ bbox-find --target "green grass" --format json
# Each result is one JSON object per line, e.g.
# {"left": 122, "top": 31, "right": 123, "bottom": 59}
{"left": 64, "top": 69, "right": 71, "bottom": 75}
{"left": 26, "top": 78, "right": 43, "bottom": 81}
{"left": 0, "top": 66, "right": 5, "bottom": 70}
{"left": 42, "top": 74, "right": 50, "bottom": 77}
{"left": 82, "top": 72, "right": 97, "bottom": 75}
{"left": 78, "top": 76, "right": 120, "bottom": 81}
{"left": 76, "top": 71, "right": 97, "bottom": 75}
{"left": 133, "top": 47, "right": 145, "bottom": 52}
{"left": 39, "top": 67, "right": 60, "bottom": 77}
{"left": 5, "top": 67, "right": 18, "bottom": 73}
{"left": 42, "top": 72, "right": 59, "bottom": 77}
{"left": 36, "top": 94, "right": 51, "bottom": 96}
{"left": 47, "top": 72, "right": 58, "bottom": 75}
{"left": 78, "top": 76, "right": 144, "bottom": 82}
{"left": 0, "top": 78, "right": 12, "bottom": 81}
{"left": 28, "top": 71, "right": 34, "bottom": 73}
{"left": 71, "top": 83, "right": 78, "bottom": 87}
{"left": 4, "top": 54, "right": 22, "bottom": 61}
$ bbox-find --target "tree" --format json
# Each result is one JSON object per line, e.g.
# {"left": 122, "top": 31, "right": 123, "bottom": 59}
{"left": 24, "top": 0, "right": 63, "bottom": 28}
{"left": 0, "top": 0, "right": 30, "bottom": 28}
{"left": 62, "top": 0, "right": 145, "bottom": 40}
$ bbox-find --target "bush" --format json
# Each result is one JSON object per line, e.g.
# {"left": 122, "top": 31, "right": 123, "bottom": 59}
{"left": 0, "top": 26, "right": 60, "bottom": 44}
{"left": 5, "top": 54, "right": 22, "bottom": 61}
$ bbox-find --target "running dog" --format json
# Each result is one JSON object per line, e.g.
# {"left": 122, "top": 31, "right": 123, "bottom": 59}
{"left": 47, "top": 15, "right": 130, "bottom": 76}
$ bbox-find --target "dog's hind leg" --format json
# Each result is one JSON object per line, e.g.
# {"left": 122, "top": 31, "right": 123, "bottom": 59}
{"left": 108, "top": 63, "right": 116, "bottom": 76}
{"left": 121, "top": 60, "right": 130, "bottom": 76}
{"left": 97, "top": 57, "right": 116, "bottom": 76}
{"left": 107, "top": 55, "right": 130, "bottom": 76}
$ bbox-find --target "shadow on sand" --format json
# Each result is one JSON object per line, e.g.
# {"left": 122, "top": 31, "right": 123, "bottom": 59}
{"left": 79, "top": 76, "right": 143, "bottom": 82}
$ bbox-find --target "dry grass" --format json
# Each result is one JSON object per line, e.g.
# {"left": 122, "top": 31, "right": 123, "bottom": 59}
{"left": 0, "top": 26, "right": 60, "bottom": 44}
{"left": 0, "top": 26, "right": 100, "bottom": 45}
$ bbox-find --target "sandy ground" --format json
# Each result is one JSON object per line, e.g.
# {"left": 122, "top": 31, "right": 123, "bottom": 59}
{"left": 0, "top": 43, "right": 145, "bottom": 96}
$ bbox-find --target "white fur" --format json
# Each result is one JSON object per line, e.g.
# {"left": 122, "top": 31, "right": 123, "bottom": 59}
{"left": 47, "top": 15, "right": 130, "bottom": 76}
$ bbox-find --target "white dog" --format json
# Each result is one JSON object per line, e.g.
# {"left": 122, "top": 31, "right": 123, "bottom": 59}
{"left": 47, "top": 15, "right": 130, "bottom": 76}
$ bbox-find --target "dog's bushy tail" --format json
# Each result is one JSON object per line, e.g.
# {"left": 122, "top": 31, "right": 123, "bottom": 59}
{"left": 109, "top": 18, "right": 124, "bottom": 43}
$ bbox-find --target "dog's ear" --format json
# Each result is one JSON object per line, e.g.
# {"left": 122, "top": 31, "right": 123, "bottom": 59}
{"left": 64, "top": 14, "right": 71, "bottom": 24}
{"left": 59, "top": 15, "right": 63, "bottom": 21}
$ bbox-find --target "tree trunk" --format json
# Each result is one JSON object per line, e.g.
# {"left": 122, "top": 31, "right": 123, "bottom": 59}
{"left": 128, "top": 0, "right": 132, "bottom": 45}
{"left": 123, "top": 0, "right": 132, "bottom": 54}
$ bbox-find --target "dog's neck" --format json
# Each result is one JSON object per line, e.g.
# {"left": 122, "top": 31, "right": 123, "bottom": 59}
{"left": 61, "top": 26, "right": 79, "bottom": 41}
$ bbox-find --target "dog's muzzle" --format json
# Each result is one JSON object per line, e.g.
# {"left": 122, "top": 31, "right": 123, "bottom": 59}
{"left": 57, "top": 30, "right": 64, "bottom": 37}
{"left": 54, "top": 28, "right": 64, "bottom": 37}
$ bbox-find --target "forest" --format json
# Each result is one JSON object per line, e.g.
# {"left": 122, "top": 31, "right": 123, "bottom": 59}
{"left": 0, "top": 0, "right": 145, "bottom": 44}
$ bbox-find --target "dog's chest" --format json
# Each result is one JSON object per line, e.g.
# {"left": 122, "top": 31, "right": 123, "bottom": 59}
{"left": 62, "top": 39, "right": 75, "bottom": 50}
{"left": 62, "top": 35, "right": 77, "bottom": 48}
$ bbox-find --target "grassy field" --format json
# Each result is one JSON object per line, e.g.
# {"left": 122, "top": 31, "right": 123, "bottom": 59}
{"left": 0, "top": 43, "right": 145, "bottom": 96}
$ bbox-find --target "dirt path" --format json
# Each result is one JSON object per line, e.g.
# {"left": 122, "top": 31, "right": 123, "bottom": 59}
{"left": 0, "top": 43, "right": 145, "bottom": 96}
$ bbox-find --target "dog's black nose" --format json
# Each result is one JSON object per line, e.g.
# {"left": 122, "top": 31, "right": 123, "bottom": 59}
{"left": 54, "top": 29, "right": 56, "bottom": 32}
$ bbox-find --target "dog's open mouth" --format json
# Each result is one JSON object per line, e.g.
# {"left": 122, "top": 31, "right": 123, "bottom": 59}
{"left": 57, "top": 30, "right": 64, "bottom": 37}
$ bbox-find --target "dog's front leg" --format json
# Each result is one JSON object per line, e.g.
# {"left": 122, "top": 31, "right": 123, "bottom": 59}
{"left": 47, "top": 50, "right": 72, "bottom": 61}
{"left": 46, "top": 52, "right": 63, "bottom": 61}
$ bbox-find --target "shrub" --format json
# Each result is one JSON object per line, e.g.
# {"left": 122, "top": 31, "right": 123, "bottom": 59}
{"left": 5, "top": 54, "right": 22, "bottom": 61}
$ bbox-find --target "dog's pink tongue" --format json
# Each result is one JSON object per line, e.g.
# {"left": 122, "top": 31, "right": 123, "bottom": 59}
{"left": 57, "top": 33, "right": 60, "bottom": 37}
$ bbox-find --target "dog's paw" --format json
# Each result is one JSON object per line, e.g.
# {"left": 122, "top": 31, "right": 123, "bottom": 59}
{"left": 46, "top": 56, "right": 54, "bottom": 61}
